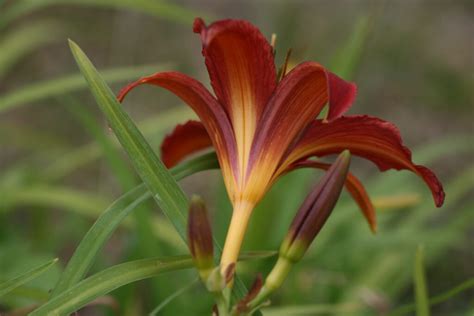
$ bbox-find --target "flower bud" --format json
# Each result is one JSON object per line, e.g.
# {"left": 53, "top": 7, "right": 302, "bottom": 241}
{"left": 280, "top": 150, "right": 351, "bottom": 262}
{"left": 187, "top": 195, "right": 214, "bottom": 279}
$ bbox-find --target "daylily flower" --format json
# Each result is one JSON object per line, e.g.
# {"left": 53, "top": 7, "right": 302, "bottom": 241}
{"left": 118, "top": 18, "right": 445, "bottom": 274}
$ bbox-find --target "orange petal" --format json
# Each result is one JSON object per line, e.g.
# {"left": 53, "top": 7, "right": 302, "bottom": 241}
{"left": 118, "top": 71, "right": 238, "bottom": 194}
{"left": 289, "top": 160, "right": 376, "bottom": 233}
{"left": 326, "top": 71, "right": 357, "bottom": 121}
{"left": 194, "top": 18, "right": 276, "bottom": 123}
{"left": 161, "top": 120, "right": 213, "bottom": 168}
{"left": 194, "top": 18, "right": 277, "bottom": 176}
{"left": 284, "top": 115, "right": 445, "bottom": 207}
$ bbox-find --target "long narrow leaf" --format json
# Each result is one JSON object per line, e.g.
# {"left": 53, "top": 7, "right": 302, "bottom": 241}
{"left": 0, "top": 258, "right": 58, "bottom": 297}
{"left": 33, "top": 251, "right": 273, "bottom": 315}
{"left": 31, "top": 256, "right": 193, "bottom": 316}
{"left": 51, "top": 152, "right": 219, "bottom": 297}
{"left": 69, "top": 40, "right": 190, "bottom": 238}
{"left": 414, "top": 246, "right": 430, "bottom": 316}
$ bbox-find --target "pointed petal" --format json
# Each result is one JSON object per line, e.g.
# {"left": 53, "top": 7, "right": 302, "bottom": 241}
{"left": 118, "top": 71, "right": 238, "bottom": 193}
{"left": 194, "top": 18, "right": 277, "bottom": 174}
{"left": 284, "top": 115, "right": 445, "bottom": 207}
{"left": 240, "top": 62, "right": 334, "bottom": 202}
{"left": 289, "top": 160, "right": 376, "bottom": 233}
{"left": 161, "top": 120, "right": 213, "bottom": 168}
{"left": 326, "top": 72, "right": 357, "bottom": 120}
{"left": 194, "top": 18, "right": 276, "bottom": 122}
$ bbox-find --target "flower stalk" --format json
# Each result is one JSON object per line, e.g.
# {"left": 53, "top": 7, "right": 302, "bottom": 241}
{"left": 220, "top": 200, "right": 254, "bottom": 280}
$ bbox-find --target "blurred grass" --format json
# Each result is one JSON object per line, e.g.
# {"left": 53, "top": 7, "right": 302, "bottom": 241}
{"left": 0, "top": 0, "right": 204, "bottom": 29}
{"left": 0, "top": 20, "right": 62, "bottom": 78}
{"left": 0, "top": 63, "right": 172, "bottom": 113}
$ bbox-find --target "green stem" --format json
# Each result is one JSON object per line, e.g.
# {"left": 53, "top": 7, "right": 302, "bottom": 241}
{"left": 246, "top": 256, "right": 293, "bottom": 313}
{"left": 214, "top": 291, "right": 230, "bottom": 316}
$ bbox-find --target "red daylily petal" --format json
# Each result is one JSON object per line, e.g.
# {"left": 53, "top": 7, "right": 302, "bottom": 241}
{"left": 161, "top": 120, "right": 213, "bottom": 168}
{"left": 289, "top": 160, "right": 376, "bottom": 233}
{"left": 194, "top": 18, "right": 277, "bottom": 177}
{"left": 237, "top": 62, "right": 331, "bottom": 203}
{"left": 284, "top": 115, "right": 445, "bottom": 207}
{"left": 326, "top": 72, "right": 357, "bottom": 120}
{"left": 118, "top": 71, "right": 238, "bottom": 193}
{"left": 194, "top": 18, "right": 276, "bottom": 122}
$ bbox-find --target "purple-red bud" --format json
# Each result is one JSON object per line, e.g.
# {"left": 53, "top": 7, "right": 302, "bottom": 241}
{"left": 187, "top": 195, "right": 214, "bottom": 274}
{"left": 280, "top": 150, "right": 351, "bottom": 262}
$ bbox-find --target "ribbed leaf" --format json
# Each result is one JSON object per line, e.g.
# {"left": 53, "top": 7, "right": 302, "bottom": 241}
{"left": 69, "top": 39, "right": 190, "bottom": 238}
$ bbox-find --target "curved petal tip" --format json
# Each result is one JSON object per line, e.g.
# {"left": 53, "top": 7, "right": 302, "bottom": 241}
{"left": 193, "top": 17, "right": 206, "bottom": 34}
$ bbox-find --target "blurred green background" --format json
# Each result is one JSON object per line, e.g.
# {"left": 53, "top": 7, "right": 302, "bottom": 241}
{"left": 0, "top": 0, "right": 473, "bottom": 315}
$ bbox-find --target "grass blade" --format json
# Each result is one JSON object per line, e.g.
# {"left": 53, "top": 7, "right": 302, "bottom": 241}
{"left": 51, "top": 152, "right": 219, "bottom": 297}
{"left": 0, "top": 62, "right": 170, "bottom": 114}
{"left": 31, "top": 256, "right": 193, "bottom": 316}
{"left": 69, "top": 39, "right": 190, "bottom": 238}
{"left": 414, "top": 246, "right": 430, "bottom": 316}
{"left": 32, "top": 250, "right": 272, "bottom": 315}
{"left": 0, "top": 258, "right": 58, "bottom": 297}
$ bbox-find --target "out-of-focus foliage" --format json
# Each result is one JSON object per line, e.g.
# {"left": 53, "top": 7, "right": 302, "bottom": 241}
{"left": 0, "top": 0, "right": 472, "bottom": 315}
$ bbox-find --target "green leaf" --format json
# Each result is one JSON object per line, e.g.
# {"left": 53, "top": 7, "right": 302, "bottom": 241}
{"left": 0, "top": 258, "right": 58, "bottom": 298}
{"left": 51, "top": 152, "right": 219, "bottom": 297}
{"left": 0, "top": 0, "right": 204, "bottom": 30}
{"left": 31, "top": 256, "right": 193, "bottom": 316}
{"left": 0, "top": 62, "right": 171, "bottom": 114}
{"left": 414, "top": 245, "right": 430, "bottom": 316}
{"left": 69, "top": 39, "right": 190, "bottom": 238}
{"left": 62, "top": 96, "right": 163, "bottom": 290}
{"left": 32, "top": 251, "right": 271, "bottom": 315}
